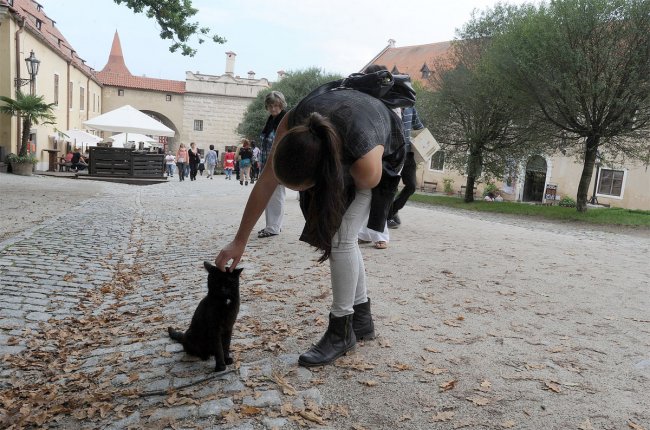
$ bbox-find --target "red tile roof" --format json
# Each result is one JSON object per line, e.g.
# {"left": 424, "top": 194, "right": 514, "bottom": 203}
{"left": 4, "top": 0, "right": 100, "bottom": 84}
{"left": 366, "top": 41, "right": 454, "bottom": 87}
{"left": 95, "top": 71, "right": 186, "bottom": 94}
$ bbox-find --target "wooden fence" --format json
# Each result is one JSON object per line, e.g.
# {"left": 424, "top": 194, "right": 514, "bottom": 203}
{"left": 89, "top": 147, "right": 164, "bottom": 178}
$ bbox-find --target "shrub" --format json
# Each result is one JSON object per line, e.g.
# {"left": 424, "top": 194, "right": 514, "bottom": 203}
{"left": 443, "top": 177, "right": 454, "bottom": 194}
{"left": 558, "top": 196, "right": 576, "bottom": 207}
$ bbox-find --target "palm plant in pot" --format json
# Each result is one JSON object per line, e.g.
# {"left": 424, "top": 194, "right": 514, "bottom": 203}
{"left": 0, "top": 91, "right": 56, "bottom": 175}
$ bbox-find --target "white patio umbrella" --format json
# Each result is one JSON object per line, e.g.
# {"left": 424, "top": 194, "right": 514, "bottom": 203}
{"left": 83, "top": 105, "right": 175, "bottom": 145}
{"left": 60, "top": 129, "right": 101, "bottom": 151}
{"left": 108, "top": 132, "right": 157, "bottom": 148}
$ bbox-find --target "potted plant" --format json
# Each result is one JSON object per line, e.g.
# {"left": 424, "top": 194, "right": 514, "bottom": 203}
{"left": 0, "top": 91, "right": 56, "bottom": 176}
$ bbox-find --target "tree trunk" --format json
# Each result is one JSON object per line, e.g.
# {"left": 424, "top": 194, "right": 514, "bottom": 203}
{"left": 19, "top": 116, "right": 31, "bottom": 157}
{"left": 576, "top": 135, "right": 600, "bottom": 212}
{"left": 464, "top": 149, "right": 483, "bottom": 203}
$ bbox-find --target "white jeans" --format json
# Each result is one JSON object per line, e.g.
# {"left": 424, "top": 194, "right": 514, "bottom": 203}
{"left": 264, "top": 185, "right": 285, "bottom": 234}
{"left": 329, "top": 188, "right": 372, "bottom": 317}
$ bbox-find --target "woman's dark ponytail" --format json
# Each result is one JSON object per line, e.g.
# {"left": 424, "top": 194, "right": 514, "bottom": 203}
{"left": 305, "top": 114, "right": 345, "bottom": 262}
{"left": 274, "top": 113, "right": 346, "bottom": 262}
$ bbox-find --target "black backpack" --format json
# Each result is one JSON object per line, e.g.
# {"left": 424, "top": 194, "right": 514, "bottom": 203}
{"left": 301, "top": 70, "right": 417, "bottom": 110}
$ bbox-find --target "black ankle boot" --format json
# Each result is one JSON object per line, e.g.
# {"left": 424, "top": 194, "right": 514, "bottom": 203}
{"left": 299, "top": 313, "right": 356, "bottom": 367}
{"left": 353, "top": 298, "right": 376, "bottom": 340}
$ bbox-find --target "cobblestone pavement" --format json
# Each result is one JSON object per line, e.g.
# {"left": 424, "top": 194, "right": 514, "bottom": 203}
{"left": 1, "top": 172, "right": 649, "bottom": 430}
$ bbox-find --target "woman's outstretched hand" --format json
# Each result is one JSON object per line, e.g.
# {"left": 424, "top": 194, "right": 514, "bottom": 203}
{"left": 215, "top": 239, "right": 246, "bottom": 272}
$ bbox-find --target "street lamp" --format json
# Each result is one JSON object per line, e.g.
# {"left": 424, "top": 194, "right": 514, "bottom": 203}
{"left": 589, "top": 151, "right": 602, "bottom": 205}
{"left": 14, "top": 50, "right": 40, "bottom": 94}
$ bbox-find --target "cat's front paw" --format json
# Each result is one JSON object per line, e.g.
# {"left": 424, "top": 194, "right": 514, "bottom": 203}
{"left": 215, "top": 362, "right": 226, "bottom": 372}
{"left": 225, "top": 355, "right": 233, "bottom": 365}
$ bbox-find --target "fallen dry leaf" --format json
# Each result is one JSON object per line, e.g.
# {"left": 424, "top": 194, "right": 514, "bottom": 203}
{"left": 439, "top": 379, "right": 457, "bottom": 391}
{"left": 502, "top": 419, "right": 516, "bottom": 428}
{"left": 480, "top": 380, "right": 492, "bottom": 390}
{"left": 351, "top": 424, "right": 368, "bottom": 430}
{"left": 544, "top": 381, "right": 562, "bottom": 393}
{"left": 578, "top": 418, "right": 594, "bottom": 430}
{"left": 240, "top": 405, "right": 262, "bottom": 415}
{"left": 399, "top": 414, "right": 412, "bottom": 421}
{"left": 389, "top": 362, "right": 413, "bottom": 371}
{"left": 431, "top": 411, "right": 455, "bottom": 422}
{"left": 424, "top": 347, "right": 441, "bottom": 353}
{"left": 628, "top": 421, "right": 646, "bottom": 430}
{"left": 443, "top": 319, "right": 462, "bottom": 327}
{"left": 378, "top": 338, "right": 391, "bottom": 347}
{"left": 424, "top": 366, "right": 447, "bottom": 375}
{"left": 299, "top": 410, "right": 324, "bottom": 425}
{"left": 359, "top": 380, "right": 379, "bottom": 387}
{"left": 466, "top": 396, "right": 490, "bottom": 406}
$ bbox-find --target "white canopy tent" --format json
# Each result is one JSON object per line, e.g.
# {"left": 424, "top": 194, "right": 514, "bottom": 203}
{"left": 83, "top": 105, "right": 175, "bottom": 148}
{"left": 108, "top": 132, "right": 160, "bottom": 149}
{"left": 60, "top": 129, "right": 101, "bottom": 151}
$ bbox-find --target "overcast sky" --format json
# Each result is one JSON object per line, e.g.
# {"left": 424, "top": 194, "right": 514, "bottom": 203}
{"left": 41, "top": 0, "right": 529, "bottom": 82}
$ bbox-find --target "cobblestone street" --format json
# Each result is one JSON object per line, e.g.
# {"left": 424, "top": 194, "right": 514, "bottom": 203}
{"left": 1, "top": 172, "right": 649, "bottom": 429}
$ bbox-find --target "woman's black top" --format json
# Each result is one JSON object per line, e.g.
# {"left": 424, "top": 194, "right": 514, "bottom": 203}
{"left": 288, "top": 89, "right": 405, "bottom": 234}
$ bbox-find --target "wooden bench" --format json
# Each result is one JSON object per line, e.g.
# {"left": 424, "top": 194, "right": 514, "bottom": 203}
{"left": 420, "top": 181, "right": 438, "bottom": 193}
{"left": 458, "top": 185, "right": 478, "bottom": 197}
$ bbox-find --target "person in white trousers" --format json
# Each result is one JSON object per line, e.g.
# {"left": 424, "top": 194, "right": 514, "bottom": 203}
{"left": 257, "top": 91, "right": 287, "bottom": 238}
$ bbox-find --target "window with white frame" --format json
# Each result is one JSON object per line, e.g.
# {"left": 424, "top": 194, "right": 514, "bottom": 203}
{"left": 430, "top": 150, "right": 445, "bottom": 171}
{"left": 79, "top": 87, "right": 85, "bottom": 111}
{"left": 194, "top": 120, "right": 203, "bottom": 131}
{"left": 597, "top": 168, "right": 625, "bottom": 197}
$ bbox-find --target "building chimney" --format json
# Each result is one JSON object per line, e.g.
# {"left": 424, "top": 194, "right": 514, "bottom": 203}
{"left": 388, "top": 39, "right": 396, "bottom": 48}
{"left": 225, "top": 51, "right": 236, "bottom": 75}
{"left": 277, "top": 70, "right": 286, "bottom": 81}
{"left": 247, "top": 70, "right": 255, "bottom": 79}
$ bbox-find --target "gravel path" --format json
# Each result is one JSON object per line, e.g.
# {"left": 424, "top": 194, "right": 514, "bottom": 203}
{"left": 0, "top": 172, "right": 648, "bottom": 429}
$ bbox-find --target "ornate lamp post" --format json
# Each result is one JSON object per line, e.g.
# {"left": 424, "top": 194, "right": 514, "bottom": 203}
{"left": 14, "top": 50, "right": 40, "bottom": 95}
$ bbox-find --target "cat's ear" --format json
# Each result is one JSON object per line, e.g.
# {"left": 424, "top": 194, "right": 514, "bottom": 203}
{"left": 204, "top": 261, "right": 220, "bottom": 273}
{"left": 230, "top": 267, "right": 244, "bottom": 277}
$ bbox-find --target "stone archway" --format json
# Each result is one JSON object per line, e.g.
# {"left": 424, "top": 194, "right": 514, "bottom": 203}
{"left": 141, "top": 110, "right": 179, "bottom": 153}
{"left": 523, "top": 155, "right": 547, "bottom": 202}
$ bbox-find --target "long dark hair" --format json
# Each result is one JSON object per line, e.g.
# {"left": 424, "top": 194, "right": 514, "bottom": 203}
{"left": 273, "top": 113, "right": 345, "bottom": 262}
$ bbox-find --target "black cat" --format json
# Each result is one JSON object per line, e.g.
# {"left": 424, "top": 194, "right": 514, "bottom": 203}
{"left": 168, "top": 262, "right": 242, "bottom": 372}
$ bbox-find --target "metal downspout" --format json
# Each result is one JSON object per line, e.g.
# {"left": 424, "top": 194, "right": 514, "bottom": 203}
{"left": 14, "top": 17, "right": 24, "bottom": 152}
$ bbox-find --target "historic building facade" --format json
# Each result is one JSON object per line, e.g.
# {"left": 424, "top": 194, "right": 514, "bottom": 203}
{"left": 0, "top": 0, "right": 103, "bottom": 171}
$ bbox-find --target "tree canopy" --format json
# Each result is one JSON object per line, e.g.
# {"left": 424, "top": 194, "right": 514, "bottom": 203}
{"left": 237, "top": 68, "right": 343, "bottom": 140}
{"left": 114, "top": 0, "right": 225, "bottom": 56}
{"left": 424, "top": 5, "right": 542, "bottom": 202}
{"left": 490, "top": 0, "right": 650, "bottom": 211}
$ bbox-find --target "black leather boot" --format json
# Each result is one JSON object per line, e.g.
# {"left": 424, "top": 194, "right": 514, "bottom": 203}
{"left": 353, "top": 298, "right": 376, "bottom": 340}
{"left": 298, "top": 313, "right": 356, "bottom": 367}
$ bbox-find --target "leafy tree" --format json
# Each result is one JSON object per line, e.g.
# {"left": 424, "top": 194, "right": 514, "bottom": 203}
{"left": 425, "top": 5, "right": 542, "bottom": 202}
{"left": 491, "top": 0, "right": 650, "bottom": 211}
{"left": 0, "top": 92, "right": 56, "bottom": 159}
{"left": 237, "top": 68, "right": 342, "bottom": 139}
{"left": 114, "top": 0, "right": 226, "bottom": 56}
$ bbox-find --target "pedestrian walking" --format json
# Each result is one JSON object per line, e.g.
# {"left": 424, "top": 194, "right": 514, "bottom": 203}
{"left": 176, "top": 143, "right": 188, "bottom": 181}
{"left": 237, "top": 138, "right": 253, "bottom": 186}
{"left": 188, "top": 142, "right": 201, "bottom": 181}
{"left": 204, "top": 144, "right": 218, "bottom": 179}
{"left": 165, "top": 152, "right": 176, "bottom": 177}
{"left": 223, "top": 147, "right": 235, "bottom": 180}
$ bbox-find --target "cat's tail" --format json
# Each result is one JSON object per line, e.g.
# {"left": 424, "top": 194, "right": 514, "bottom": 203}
{"left": 167, "top": 326, "right": 186, "bottom": 343}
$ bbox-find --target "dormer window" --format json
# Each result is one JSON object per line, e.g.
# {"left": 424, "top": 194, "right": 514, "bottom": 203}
{"left": 421, "top": 63, "right": 431, "bottom": 79}
{"left": 36, "top": 3, "right": 42, "bottom": 11}
{"left": 35, "top": 19, "right": 42, "bottom": 30}
{"left": 8, "top": 0, "right": 14, "bottom": 6}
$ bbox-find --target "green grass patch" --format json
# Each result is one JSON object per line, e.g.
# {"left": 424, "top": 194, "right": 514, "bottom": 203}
{"left": 410, "top": 193, "right": 650, "bottom": 227}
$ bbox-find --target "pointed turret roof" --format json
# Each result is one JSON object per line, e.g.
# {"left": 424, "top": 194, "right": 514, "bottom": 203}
{"left": 96, "top": 30, "right": 185, "bottom": 94}
{"left": 101, "top": 31, "right": 132, "bottom": 75}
